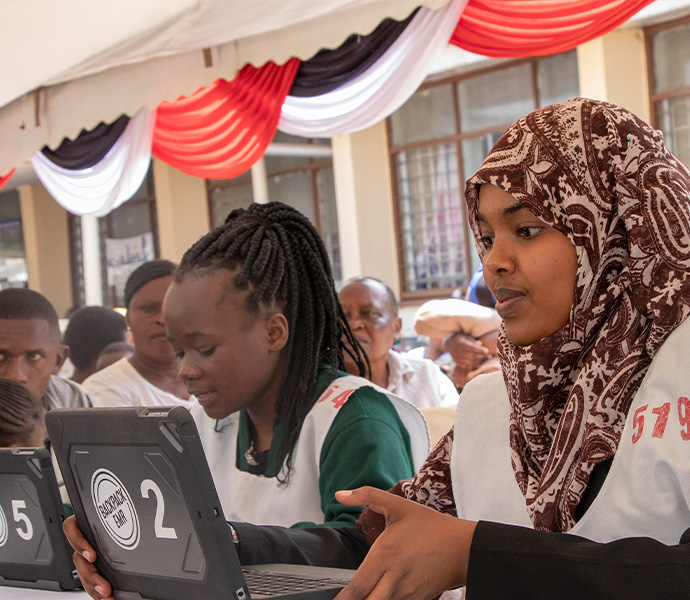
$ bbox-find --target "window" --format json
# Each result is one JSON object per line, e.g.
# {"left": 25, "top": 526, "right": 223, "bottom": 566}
{"left": 388, "top": 51, "right": 580, "bottom": 299}
{"left": 207, "top": 131, "right": 342, "bottom": 282}
{"left": 101, "top": 168, "right": 159, "bottom": 307}
{"left": 70, "top": 168, "right": 159, "bottom": 308}
{"left": 647, "top": 17, "right": 690, "bottom": 167}
{"left": 0, "top": 189, "right": 28, "bottom": 289}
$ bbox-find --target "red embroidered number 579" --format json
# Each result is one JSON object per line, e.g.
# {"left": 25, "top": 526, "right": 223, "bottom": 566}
{"left": 632, "top": 397, "right": 690, "bottom": 443}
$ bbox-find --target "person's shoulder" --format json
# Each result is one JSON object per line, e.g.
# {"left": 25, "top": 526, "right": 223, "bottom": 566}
{"left": 392, "top": 351, "right": 458, "bottom": 407}
{"left": 324, "top": 373, "right": 430, "bottom": 467}
{"left": 316, "top": 371, "right": 425, "bottom": 425}
{"left": 82, "top": 357, "right": 131, "bottom": 387}
{"left": 395, "top": 350, "right": 437, "bottom": 370}
{"left": 461, "top": 368, "right": 504, "bottom": 390}
{"left": 636, "top": 318, "right": 690, "bottom": 384}
{"left": 458, "top": 370, "right": 506, "bottom": 406}
{"left": 45, "top": 375, "right": 91, "bottom": 409}
{"left": 392, "top": 350, "right": 447, "bottom": 380}
{"left": 326, "top": 374, "right": 398, "bottom": 419}
{"left": 387, "top": 348, "right": 436, "bottom": 373}
{"left": 80, "top": 358, "right": 137, "bottom": 406}
{"left": 656, "top": 317, "right": 690, "bottom": 354}
{"left": 46, "top": 375, "right": 84, "bottom": 396}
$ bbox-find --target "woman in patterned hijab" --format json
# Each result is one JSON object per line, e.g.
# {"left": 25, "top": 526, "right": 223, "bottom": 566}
{"left": 465, "top": 96, "right": 690, "bottom": 532}
{"left": 342, "top": 98, "right": 690, "bottom": 598}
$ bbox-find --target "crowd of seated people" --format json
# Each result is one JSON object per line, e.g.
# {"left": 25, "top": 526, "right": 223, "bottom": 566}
{"left": 63, "top": 99, "right": 690, "bottom": 600}
{"left": 0, "top": 210, "right": 498, "bottom": 535}
{"left": 0, "top": 206, "right": 438, "bottom": 535}
{"left": 10, "top": 98, "right": 690, "bottom": 600}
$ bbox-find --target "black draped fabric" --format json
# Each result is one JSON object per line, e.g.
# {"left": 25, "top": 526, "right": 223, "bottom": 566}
{"left": 41, "top": 114, "right": 129, "bottom": 170}
{"left": 289, "top": 8, "right": 418, "bottom": 98}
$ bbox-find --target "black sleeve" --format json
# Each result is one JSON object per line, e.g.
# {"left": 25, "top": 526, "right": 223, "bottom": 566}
{"left": 231, "top": 522, "right": 369, "bottom": 569}
{"left": 466, "top": 521, "right": 690, "bottom": 599}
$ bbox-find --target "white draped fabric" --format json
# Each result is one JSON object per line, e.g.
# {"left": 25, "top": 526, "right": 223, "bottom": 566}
{"left": 29, "top": 109, "right": 155, "bottom": 217}
{"left": 278, "top": 0, "right": 468, "bottom": 138}
{"left": 0, "top": 0, "right": 447, "bottom": 175}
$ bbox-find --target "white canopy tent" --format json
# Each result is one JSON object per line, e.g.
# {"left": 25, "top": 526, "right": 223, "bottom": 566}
{"left": 0, "top": 0, "right": 447, "bottom": 175}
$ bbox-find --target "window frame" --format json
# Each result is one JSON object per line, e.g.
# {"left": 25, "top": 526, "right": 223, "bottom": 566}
{"left": 205, "top": 144, "right": 340, "bottom": 279}
{"left": 100, "top": 168, "right": 159, "bottom": 307}
{"left": 645, "top": 15, "right": 690, "bottom": 130}
{"left": 206, "top": 155, "right": 333, "bottom": 236}
{"left": 68, "top": 167, "right": 159, "bottom": 308}
{"left": 388, "top": 53, "right": 576, "bottom": 304}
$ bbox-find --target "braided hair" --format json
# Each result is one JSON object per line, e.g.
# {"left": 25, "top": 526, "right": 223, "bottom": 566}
{"left": 0, "top": 378, "right": 46, "bottom": 447}
{"left": 176, "top": 202, "right": 368, "bottom": 481}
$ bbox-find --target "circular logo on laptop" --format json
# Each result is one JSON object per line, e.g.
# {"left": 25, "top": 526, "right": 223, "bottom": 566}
{"left": 91, "top": 468, "right": 140, "bottom": 551}
{"left": 0, "top": 504, "right": 7, "bottom": 547}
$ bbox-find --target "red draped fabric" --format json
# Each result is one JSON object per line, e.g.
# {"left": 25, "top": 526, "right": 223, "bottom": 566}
{"left": 152, "top": 59, "right": 300, "bottom": 180}
{"left": 0, "top": 168, "right": 15, "bottom": 192}
{"left": 2, "top": 3, "right": 659, "bottom": 201}
{"left": 451, "top": 0, "right": 655, "bottom": 57}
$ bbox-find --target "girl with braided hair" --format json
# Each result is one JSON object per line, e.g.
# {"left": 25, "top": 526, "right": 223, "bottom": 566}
{"left": 160, "top": 201, "right": 428, "bottom": 529}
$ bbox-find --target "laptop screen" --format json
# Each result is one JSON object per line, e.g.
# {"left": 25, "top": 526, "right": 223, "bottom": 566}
{"left": 68, "top": 442, "right": 206, "bottom": 581}
{"left": 47, "top": 406, "right": 355, "bottom": 600}
{"left": 0, "top": 447, "right": 81, "bottom": 591}
{"left": 47, "top": 407, "right": 250, "bottom": 600}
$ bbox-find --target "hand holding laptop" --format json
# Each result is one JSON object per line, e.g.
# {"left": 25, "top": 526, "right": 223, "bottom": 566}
{"left": 63, "top": 515, "right": 112, "bottom": 600}
{"left": 50, "top": 406, "right": 355, "bottom": 600}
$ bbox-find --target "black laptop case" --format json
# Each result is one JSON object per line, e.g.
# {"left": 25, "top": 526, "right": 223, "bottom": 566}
{"left": 0, "top": 447, "right": 80, "bottom": 590}
{"left": 46, "top": 406, "right": 353, "bottom": 600}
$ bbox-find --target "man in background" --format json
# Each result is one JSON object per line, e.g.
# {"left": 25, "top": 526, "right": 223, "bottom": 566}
{"left": 339, "top": 276, "right": 458, "bottom": 409}
{"left": 0, "top": 288, "right": 91, "bottom": 411}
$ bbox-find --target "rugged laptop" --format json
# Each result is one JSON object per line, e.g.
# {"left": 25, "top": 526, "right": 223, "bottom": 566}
{"left": 0, "top": 447, "right": 80, "bottom": 591}
{"left": 46, "top": 406, "right": 355, "bottom": 600}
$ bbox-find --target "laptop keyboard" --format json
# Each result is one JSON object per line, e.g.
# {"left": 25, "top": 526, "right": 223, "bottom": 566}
{"left": 243, "top": 568, "right": 351, "bottom": 595}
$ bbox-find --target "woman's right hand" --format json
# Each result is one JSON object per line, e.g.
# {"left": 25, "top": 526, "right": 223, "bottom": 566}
{"left": 63, "top": 515, "right": 114, "bottom": 599}
{"left": 334, "top": 487, "right": 476, "bottom": 600}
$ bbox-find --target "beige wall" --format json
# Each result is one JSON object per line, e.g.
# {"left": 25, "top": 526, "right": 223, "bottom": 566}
{"left": 152, "top": 159, "right": 211, "bottom": 263}
{"left": 577, "top": 27, "right": 650, "bottom": 121}
{"left": 18, "top": 182, "right": 73, "bottom": 316}
{"left": 332, "top": 120, "right": 400, "bottom": 294}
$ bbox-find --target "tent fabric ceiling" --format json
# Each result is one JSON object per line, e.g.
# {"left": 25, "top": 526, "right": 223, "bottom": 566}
{"left": 0, "top": 0, "right": 447, "bottom": 175}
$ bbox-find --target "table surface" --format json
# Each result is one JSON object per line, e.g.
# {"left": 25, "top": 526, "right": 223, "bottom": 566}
{"left": 0, "top": 586, "right": 89, "bottom": 599}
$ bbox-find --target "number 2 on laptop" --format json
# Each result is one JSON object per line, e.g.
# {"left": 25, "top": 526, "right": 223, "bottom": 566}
{"left": 141, "top": 479, "right": 177, "bottom": 540}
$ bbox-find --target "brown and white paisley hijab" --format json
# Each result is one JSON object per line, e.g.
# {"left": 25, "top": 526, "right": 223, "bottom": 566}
{"left": 463, "top": 97, "right": 690, "bottom": 532}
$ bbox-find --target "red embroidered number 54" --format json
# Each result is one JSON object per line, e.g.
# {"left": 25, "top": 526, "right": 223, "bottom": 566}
{"left": 632, "top": 397, "right": 690, "bottom": 443}
{"left": 317, "top": 385, "right": 354, "bottom": 409}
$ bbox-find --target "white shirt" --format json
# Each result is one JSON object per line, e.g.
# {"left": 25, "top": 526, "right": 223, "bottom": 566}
{"left": 387, "top": 350, "right": 458, "bottom": 409}
{"left": 193, "top": 374, "right": 430, "bottom": 526}
{"left": 82, "top": 357, "right": 194, "bottom": 408}
{"left": 451, "top": 317, "right": 690, "bottom": 545}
